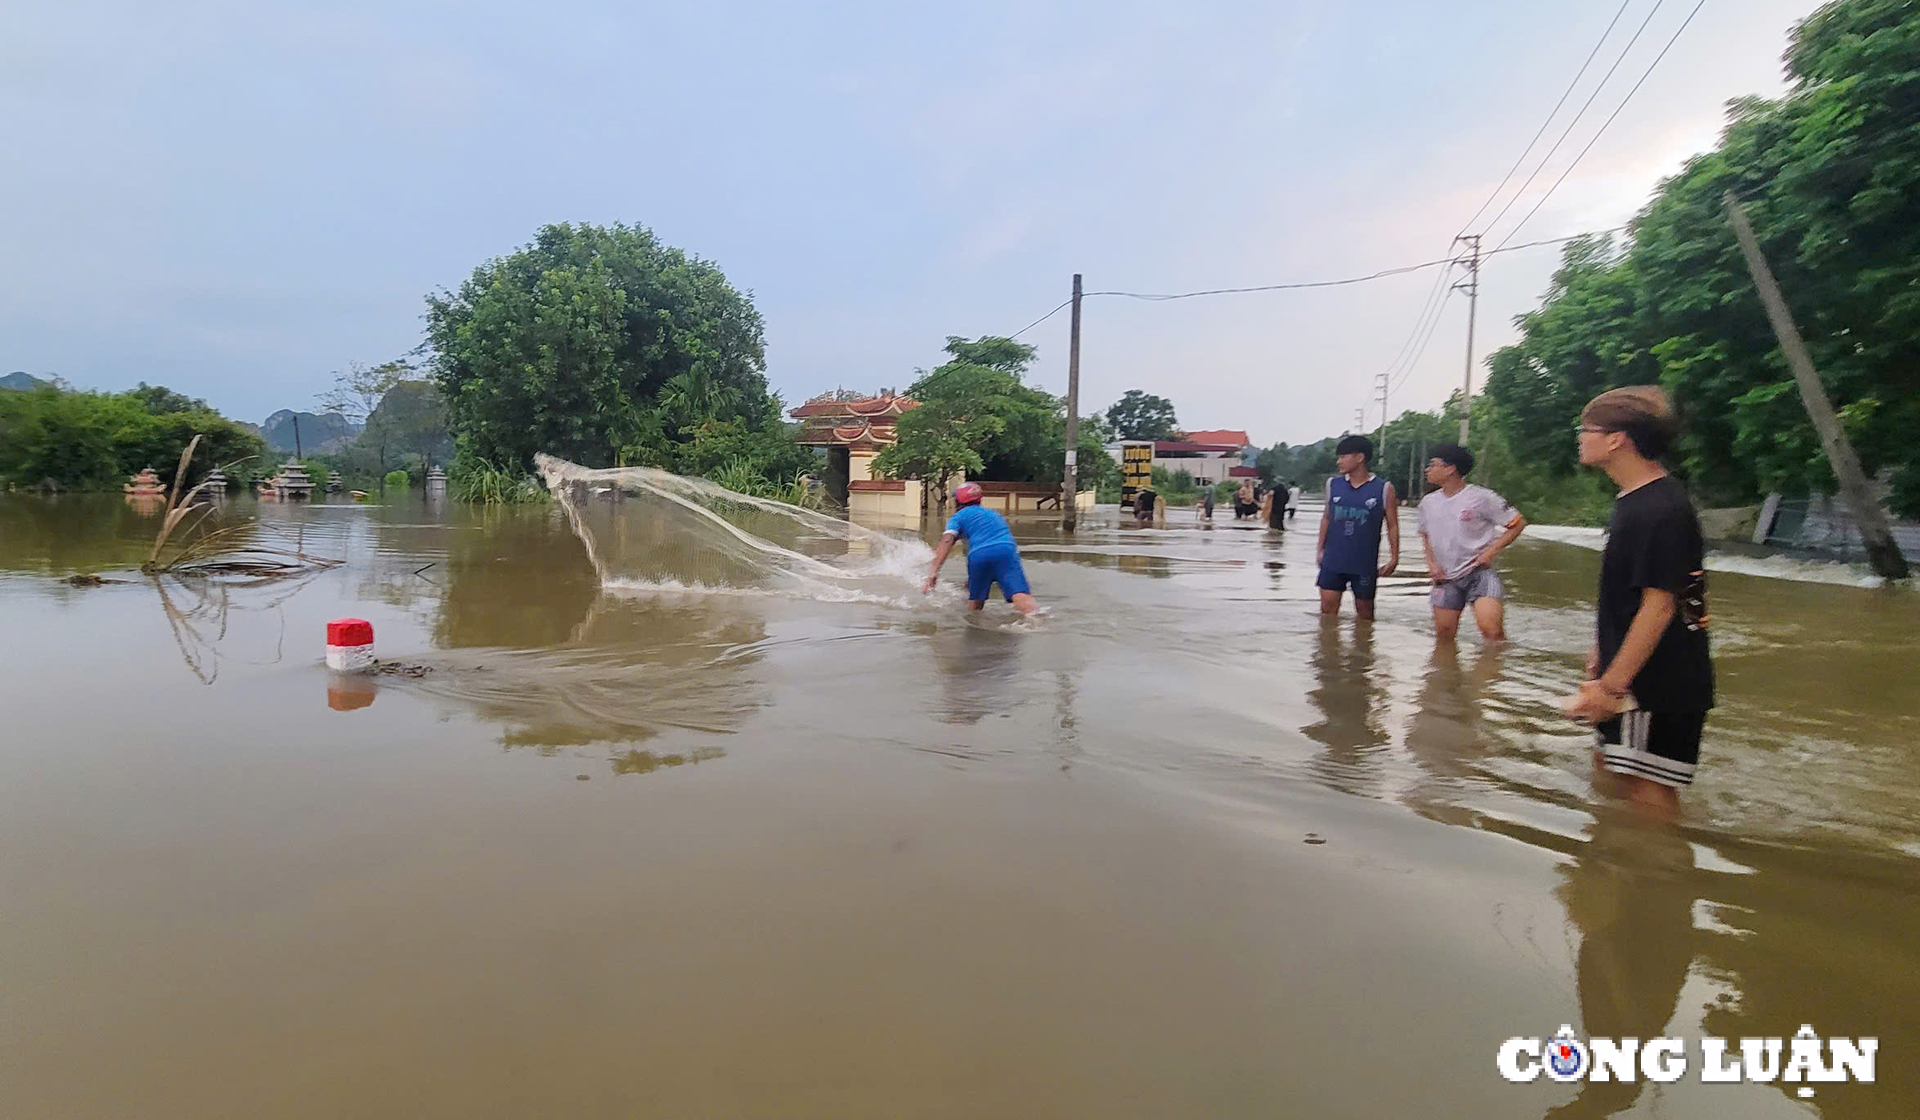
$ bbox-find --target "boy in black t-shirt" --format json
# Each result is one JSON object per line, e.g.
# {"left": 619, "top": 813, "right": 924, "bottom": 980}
{"left": 1563, "top": 386, "right": 1714, "bottom": 813}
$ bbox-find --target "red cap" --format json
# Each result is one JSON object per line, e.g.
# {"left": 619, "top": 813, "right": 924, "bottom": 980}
{"left": 953, "top": 482, "right": 982, "bottom": 505}
{"left": 326, "top": 618, "right": 374, "bottom": 647}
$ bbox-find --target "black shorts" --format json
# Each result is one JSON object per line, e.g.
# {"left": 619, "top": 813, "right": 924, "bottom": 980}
{"left": 1596, "top": 710, "right": 1706, "bottom": 788}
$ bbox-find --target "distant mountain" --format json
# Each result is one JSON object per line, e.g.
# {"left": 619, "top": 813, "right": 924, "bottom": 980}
{"left": 1, "top": 371, "right": 49, "bottom": 390}
{"left": 262, "top": 409, "right": 361, "bottom": 453}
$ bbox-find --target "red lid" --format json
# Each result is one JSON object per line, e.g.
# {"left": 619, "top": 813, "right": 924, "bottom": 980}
{"left": 326, "top": 618, "right": 374, "bottom": 647}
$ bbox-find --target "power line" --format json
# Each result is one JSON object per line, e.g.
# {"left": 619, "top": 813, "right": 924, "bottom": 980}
{"left": 1456, "top": 0, "right": 1636, "bottom": 236}
{"left": 1387, "top": 287, "right": 1458, "bottom": 399}
{"left": 1477, "top": 0, "right": 1670, "bottom": 242}
{"left": 935, "top": 225, "right": 1623, "bottom": 403}
{"left": 1494, "top": 0, "right": 1710, "bottom": 250}
{"left": 1010, "top": 298, "right": 1075, "bottom": 339}
{"left": 1376, "top": 260, "right": 1457, "bottom": 396}
{"left": 1082, "top": 255, "right": 1457, "bottom": 302}
{"left": 1373, "top": 2, "right": 1637, "bottom": 432}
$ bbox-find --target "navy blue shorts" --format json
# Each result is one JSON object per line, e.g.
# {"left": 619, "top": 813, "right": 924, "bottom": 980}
{"left": 968, "top": 546, "right": 1031, "bottom": 602}
{"left": 1316, "top": 566, "right": 1378, "bottom": 601}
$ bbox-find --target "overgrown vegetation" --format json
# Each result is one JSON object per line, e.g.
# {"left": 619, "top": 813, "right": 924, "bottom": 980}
{"left": 873, "top": 336, "right": 1120, "bottom": 506}
{"left": 448, "top": 458, "right": 550, "bottom": 505}
{"left": 708, "top": 457, "right": 826, "bottom": 509}
{"left": 1478, "top": 0, "right": 1920, "bottom": 517}
{"left": 141, "top": 435, "right": 341, "bottom": 578}
{"left": 0, "top": 383, "right": 265, "bottom": 491}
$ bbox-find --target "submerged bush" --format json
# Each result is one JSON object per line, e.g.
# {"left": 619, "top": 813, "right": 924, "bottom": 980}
{"left": 449, "top": 457, "right": 549, "bottom": 505}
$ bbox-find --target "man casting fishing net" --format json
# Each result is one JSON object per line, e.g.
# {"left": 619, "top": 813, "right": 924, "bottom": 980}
{"left": 921, "top": 482, "right": 1040, "bottom": 617}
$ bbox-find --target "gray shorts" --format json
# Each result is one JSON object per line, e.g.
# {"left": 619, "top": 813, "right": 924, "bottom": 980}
{"left": 1430, "top": 567, "right": 1504, "bottom": 611}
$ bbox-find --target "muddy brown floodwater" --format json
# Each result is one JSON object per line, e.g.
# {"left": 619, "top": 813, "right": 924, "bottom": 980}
{"left": 2, "top": 493, "right": 1917, "bottom": 1119}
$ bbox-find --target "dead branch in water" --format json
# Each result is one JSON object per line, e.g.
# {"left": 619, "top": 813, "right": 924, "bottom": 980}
{"left": 141, "top": 436, "right": 340, "bottom": 577}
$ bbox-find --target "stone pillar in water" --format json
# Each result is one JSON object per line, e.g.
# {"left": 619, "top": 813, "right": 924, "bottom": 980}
{"left": 426, "top": 466, "right": 448, "bottom": 500}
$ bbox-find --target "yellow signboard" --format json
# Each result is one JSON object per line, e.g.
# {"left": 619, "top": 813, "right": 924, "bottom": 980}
{"left": 1120, "top": 443, "right": 1153, "bottom": 509}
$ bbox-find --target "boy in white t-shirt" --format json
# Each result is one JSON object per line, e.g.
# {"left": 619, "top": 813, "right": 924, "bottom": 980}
{"left": 1418, "top": 443, "right": 1528, "bottom": 643}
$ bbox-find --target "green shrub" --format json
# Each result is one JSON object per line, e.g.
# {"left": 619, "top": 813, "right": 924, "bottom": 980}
{"left": 384, "top": 469, "right": 411, "bottom": 494}
{"left": 708, "top": 456, "right": 824, "bottom": 509}
{"left": 448, "top": 457, "right": 548, "bottom": 504}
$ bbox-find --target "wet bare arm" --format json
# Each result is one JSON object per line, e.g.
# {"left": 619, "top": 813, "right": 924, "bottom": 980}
{"left": 1567, "top": 587, "right": 1676, "bottom": 722}
{"left": 1475, "top": 514, "right": 1529, "bottom": 570}
{"left": 1316, "top": 485, "right": 1331, "bottom": 566}
{"left": 922, "top": 533, "right": 958, "bottom": 593}
{"left": 1379, "top": 484, "right": 1400, "bottom": 577}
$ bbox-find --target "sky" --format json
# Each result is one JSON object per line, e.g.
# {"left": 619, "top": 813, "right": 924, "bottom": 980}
{"left": 2, "top": 0, "right": 1828, "bottom": 444}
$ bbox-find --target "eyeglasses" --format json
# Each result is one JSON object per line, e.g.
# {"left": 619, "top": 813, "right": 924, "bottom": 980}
{"left": 1576, "top": 425, "right": 1612, "bottom": 435}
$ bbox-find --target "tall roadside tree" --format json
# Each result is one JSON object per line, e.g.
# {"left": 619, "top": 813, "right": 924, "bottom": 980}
{"left": 1480, "top": 0, "right": 1920, "bottom": 515}
{"left": 874, "top": 336, "right": 1115, "bottom": 507}
{"left": 424, "top": 222, "right": 781, "bottom": 473}
{"left": 1104, "top": 389, "right": 1180, "bottom": 441}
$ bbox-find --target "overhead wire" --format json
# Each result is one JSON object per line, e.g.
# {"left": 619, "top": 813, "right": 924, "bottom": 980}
{"left": 1370, "top": 0, "right": 1634, "bottom": 431}
{"left": 1378, "top": 227, "right": 1629, "bottom": 406}
{"left": 1494, "top": 0, "right": 1710, "bottom": 250}
{"left": 1009, "top": 298, "right": 1075, "bottom": 339}
{"left": 1082, "top": 255, "right": 1458, "bottom": 301}
{"left": 1387, "top": 288, "right": 1457, "bottom": 400}
{"left": 1477, "top": 0, "right": 1670, "bottom": 242}
{"left": 1455, "top": 0, "right": 1636, "bottom": 236}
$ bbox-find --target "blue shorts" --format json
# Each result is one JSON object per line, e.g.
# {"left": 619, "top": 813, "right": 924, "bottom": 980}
{"left": 967, "top": 546, "right": 1031, "bottom": 602}
{"left": 1316, "top": 566, "right": 1378, "bottom": 601}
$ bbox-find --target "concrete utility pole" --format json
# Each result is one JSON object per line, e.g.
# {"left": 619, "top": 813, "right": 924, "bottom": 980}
{"left": 1062, "top": 273, "right": 1083, "bottom": 532}
{"left": 1723, "top": 195, "right": 1908, "bottom": 580}
{"left": 1453, "top": 234, "right": 1482, "bottom": 444}
{"left": 1374, "top": 367, "right": 1390, "bottom": 484}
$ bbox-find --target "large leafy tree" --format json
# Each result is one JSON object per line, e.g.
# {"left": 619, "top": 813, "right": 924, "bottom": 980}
{"left": 131, "top": 382, "right": 211, "bottom": 415}
{"left": 1105, "top": 389, "right": 1180, "bottom": 441}
{"left": 424, "top": 222, "right": 781, "bottom": 473}
{"left": 1480, "top": 0, "right": 1920, "bottom": 514}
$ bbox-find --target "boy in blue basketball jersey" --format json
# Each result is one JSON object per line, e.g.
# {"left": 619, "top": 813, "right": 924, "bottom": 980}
{"left": 922, "top": 482, "right": 1040, "bottom": 617}
{"left": 1315, "top": 435, "right": 1400, "bottom": 620}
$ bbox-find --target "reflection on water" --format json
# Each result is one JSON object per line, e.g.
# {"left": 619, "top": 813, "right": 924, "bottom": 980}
{"left": 3, "top": 494, "right": 1918, "bottom": 1115}
{"left": 1303, "top": 618, "right": 1390, "bottom": 797}
{"left": 927, "top": 620, "right": 1027, "bottom": 726}
{"left": 1548, "top": 814, "right": 1696, "bottom": 1120}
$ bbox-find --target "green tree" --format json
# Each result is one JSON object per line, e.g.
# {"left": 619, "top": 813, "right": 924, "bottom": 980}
{"left": 1478, "top": 0, "right": 1920, "bottom": 515}
{"left": 1105, "top": 390, "right": 1180, "bottom": 440}
{"left": 1256, "top": 438, "right": 1339, "bottom": 489}
{"left": 874, "top": 335, "right": 1081, "bottom": 507}
{"left": 131, "top": 382, "right": 211, "bottom": 415}
{"left": 424, "top": 222, "right": 780, "bottom": 474}
{"left": 0, "top": 385, "right": 264, "bottom": 490}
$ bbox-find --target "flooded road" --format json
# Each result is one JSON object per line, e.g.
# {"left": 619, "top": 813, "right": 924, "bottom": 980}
{"left": 2, "top": 493, "right": 1917, "bottom": 1118}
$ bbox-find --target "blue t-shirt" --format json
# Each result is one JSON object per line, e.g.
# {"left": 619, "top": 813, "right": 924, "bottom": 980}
{"left": 945, "top": 504, "right": 1017, "bottom": 555}
{"left": 1322, "top": 474, "right": 1389, "bottom": 575}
